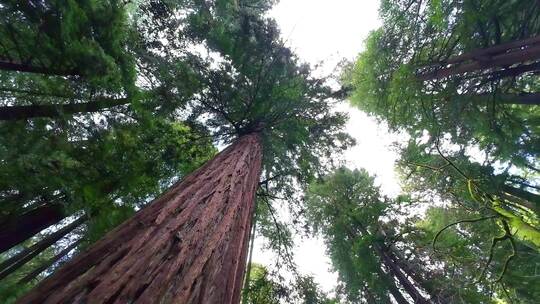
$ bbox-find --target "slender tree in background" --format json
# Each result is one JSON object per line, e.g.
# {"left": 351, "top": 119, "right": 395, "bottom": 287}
{"left": 305, "top": 168, "right": 432, "bottom": 303}
{"left": 394, "top": 139, "right": 540, "bottom": 303}
{"left": 304, "top": 167, "right": 540, "bottom": 303}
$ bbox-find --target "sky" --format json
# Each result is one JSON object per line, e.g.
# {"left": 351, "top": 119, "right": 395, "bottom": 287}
{"left": 250, "top": 0, "right": 407, "bottom": 294}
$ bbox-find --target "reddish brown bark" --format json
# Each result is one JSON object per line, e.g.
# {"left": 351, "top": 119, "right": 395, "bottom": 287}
{"left": 18, "top": 133, "right": 263, "bottom": 304}
{"left": 0, "top": 203, "right": 65, "bottom": 253}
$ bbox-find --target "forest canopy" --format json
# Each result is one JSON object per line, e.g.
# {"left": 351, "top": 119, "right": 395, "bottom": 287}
{"left": 0, "top": 0, "right": 538, "bottom": 303}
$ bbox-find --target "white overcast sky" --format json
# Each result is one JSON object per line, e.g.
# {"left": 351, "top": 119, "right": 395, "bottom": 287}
{"left": 250, "top": 0, "right": 408, "bottom": 295}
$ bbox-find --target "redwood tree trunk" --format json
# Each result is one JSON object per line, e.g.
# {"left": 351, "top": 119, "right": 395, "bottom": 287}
{"left": 0, "top": 203, "right": 65, "bottom": 253}
{"left": 18, "top": 133, "right": 263, "bottom": 304}
{"left": 502, "top": 184, "right": 540, "bottom": 205}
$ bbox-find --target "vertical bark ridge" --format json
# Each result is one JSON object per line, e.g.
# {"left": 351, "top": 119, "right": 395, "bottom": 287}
{"left": 18, "top": 133, "right": 263, "bottom": 304}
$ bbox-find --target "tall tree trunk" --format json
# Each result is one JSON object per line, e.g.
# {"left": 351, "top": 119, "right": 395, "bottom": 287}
{"left": 444, "top": 35, "right": 540, "bottom": 65}
{"left": 362, "top": 284, "right": 379, "bottom": 304}
{"left": 487, "top": 61, "right": 540, "bottom": 81}
{"left": 499, "top": 93, "right": 540, "bottom": 105}
{"left": 0, "top": 216, "right": 85, "bottom": 281}
{"left": 0, "top": 86, "right": 75, "bottom": 99}
{"left": 18, "top": 238, "right": 82, "bottom": 285}
{"left": 0, "top": 97, "right": 130, "bottom": 120}
{"left": 18, "top": 133, "right": 263, "bottom": 304}
{"left": 464, "top": 93, "right": 540, "bottom": 106}
{"left": 0, "top": 203, "right": 65, "bottom": 253}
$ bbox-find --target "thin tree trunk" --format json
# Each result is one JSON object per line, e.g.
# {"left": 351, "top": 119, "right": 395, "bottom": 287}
{"left": 242, "top": 210, "right": 257, "bottom": 304}
{"left": 500, "top": 193, "right": 538, "bottom": 214}
{"left": 378, "top": 266, "right": 407, "bottom": 304}
{"left": 0, "top": 61, "right": 76, "bottom": 76}
{"left": 386, "top": 250, "right": 435, "bottom": 298}
{"left": 498, "top": 93, "right": 540, "bottom": 105}
{"left": 419, "top": 36, "right": 540, "bottom": 80}
{"left": 466, "top": 93, "right": 540, "bottom": 105}
{"left": 18, "top": 133, "right": 263, "bottom": 304}
{"left": 0, "top": 216, "right": 85, "bottom": 281}
{"left": 355, "top": 224, "right": 430, "bottom": 304}
{"left": 444, "top": 35, "right": 540, "bottom": 65}
{"left": 0, "top": 97, "right": 130, "bottom": 120}
{"left": 0, "top": 86, "right": 76, "bottom": 99}
{"left": 487, "top": 61, "right": 540, "bottom": 81}
{"left": 379, "top": 250, "right": 429, "bottom": 304}
{"left": 502, "top": 184, "right": 540, "bottom": 205}
{"left": 0, "top": 203, "right": 65, "bottom": 253}
{"left": 344, "top": 227, "right": 407, "bottom": 304}
{"left": 18, "top": 238, "right": 83, "bottom": 285}
{"left": 361, "top": 285, "right": 376, "bottom": 304}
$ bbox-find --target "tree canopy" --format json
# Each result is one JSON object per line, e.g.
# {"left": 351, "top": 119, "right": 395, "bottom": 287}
{"left": 0, "top": 0, "right": 538, "bottom": 303}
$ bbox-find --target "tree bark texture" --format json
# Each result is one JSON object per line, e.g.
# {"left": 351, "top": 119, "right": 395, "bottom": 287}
{"left": 0, "top": 203, "right": 65, "bottom": 253}
{"left": 18, "top": 133, "right": 263, "bottom": 304}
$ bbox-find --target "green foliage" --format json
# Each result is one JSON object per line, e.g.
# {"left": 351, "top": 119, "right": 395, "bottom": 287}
{"left": 0, "top": 0, "right": 136, "bottom": 92}
{"left": 243, "top": 263, "right": 337, "bottom": 304}
{"left": 0, "top": 244, "right": 54, "bottom": 304}
{"left": 0, "top": 1, "right": 352, "bottom": 301}
{"left": 243, "top": 264, "right": 284, "bottom": 304}
{"left": 346, "top": 0, "right": 540, "bottom": 169}
{"left": 304, "top": 168, "right": 396, "bottom": 303}
{"left": 344, "top": 2, "right": 540, "bottom": 300}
